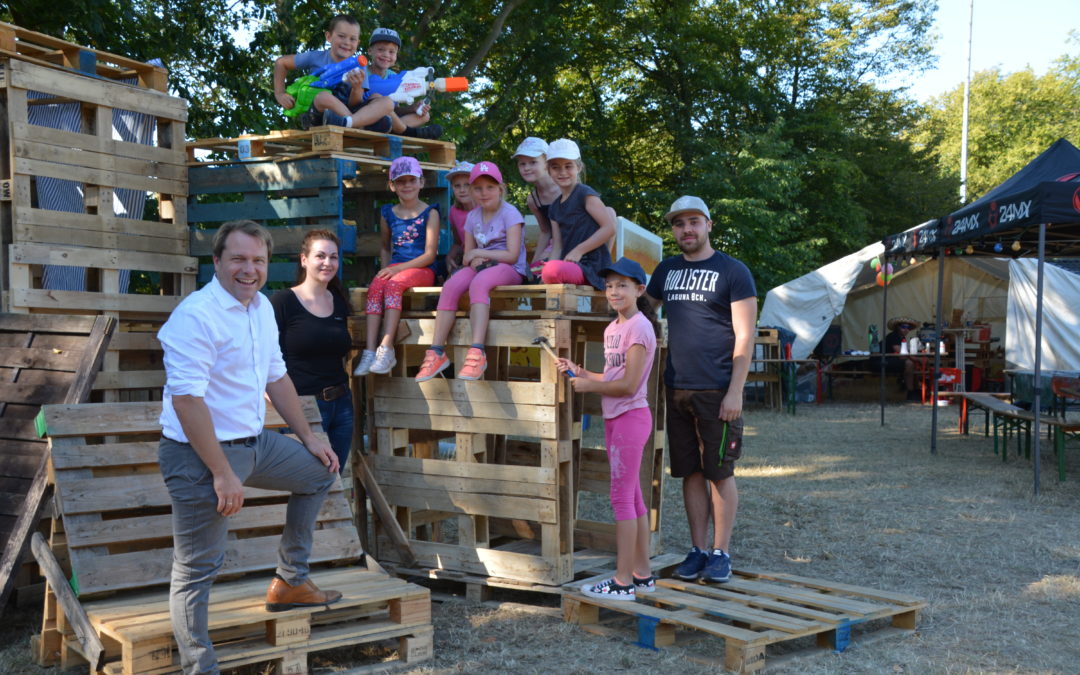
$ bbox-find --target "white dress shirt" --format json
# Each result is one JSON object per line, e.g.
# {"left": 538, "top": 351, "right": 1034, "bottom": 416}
{"left": 158, "top": 276, "right": 287, "bottom": 442}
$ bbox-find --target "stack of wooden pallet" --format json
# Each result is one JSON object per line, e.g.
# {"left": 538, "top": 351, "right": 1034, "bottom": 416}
{"left": 32, "top": 399, "right": 433, "bottom": 674}
{"left": 350, "top": 284, "right": 667, "bottom": 596}
{"left": 0, "top": 22, "right": 192, "bottom": 403}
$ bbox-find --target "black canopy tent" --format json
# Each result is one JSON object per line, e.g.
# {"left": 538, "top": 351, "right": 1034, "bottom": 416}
{"left": 880, "top": 138, "right": 1080, "bottom": 493}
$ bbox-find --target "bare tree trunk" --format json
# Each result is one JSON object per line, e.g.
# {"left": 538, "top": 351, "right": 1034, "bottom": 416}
{"left": 461, "top": 0, "right": 525, "bottom": 77}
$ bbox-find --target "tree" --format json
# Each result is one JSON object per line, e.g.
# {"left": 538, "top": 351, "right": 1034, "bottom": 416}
{"left": 910, "top": 49, "right": 1080, "bottom": 204}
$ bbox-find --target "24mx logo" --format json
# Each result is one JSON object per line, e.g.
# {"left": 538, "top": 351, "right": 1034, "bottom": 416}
{"left": 992, "top": 199, "right": 1032, "bottom": 228}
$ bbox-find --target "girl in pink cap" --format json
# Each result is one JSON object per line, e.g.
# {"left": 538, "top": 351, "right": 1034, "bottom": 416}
{"left": 415, "top": 161, "right": 527, "bottom": 381}
{"left": 354, "top": 156, "right": 441, "bottom": 376}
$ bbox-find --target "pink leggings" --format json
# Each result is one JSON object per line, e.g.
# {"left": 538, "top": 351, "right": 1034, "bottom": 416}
{"left": 605, "top": 407, "right": 652, "bottom": 521}
{"left": 366, "top": 265, "right": 434, "bottom": 314}
{"left": 540, "top": 260, "right": 586, "bottom": 285}
{"left": 436, "top": 263, "right": 523, "bottom": 311}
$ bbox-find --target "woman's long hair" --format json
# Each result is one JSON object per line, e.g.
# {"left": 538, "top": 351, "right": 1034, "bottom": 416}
{"left": 296, "top": 229, "right": 353, "bottom": 313}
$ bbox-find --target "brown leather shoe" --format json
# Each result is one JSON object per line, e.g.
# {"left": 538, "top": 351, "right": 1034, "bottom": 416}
{"left": 265, "top": 575, "right": 343, "bottom": 612}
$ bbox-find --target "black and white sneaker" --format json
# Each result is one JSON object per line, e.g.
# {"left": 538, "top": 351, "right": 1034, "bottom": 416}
{"left": 581, "top": 577, "right": 635, "bottom": 600}
{"left": 633, "top": 575, "right": 656, "bottom": 594}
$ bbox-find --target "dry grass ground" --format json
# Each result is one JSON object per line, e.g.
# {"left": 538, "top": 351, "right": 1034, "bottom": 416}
{"left": 4, "top": 402, "right": 1079, "bottom": 674}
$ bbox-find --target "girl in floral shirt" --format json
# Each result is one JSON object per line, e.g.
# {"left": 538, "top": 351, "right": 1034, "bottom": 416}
{"left": 354, "top": 156, "right": 440, "bottom": 376}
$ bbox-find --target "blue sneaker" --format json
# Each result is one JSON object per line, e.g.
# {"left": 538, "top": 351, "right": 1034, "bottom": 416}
{"left": 703, "top": 549, "right": 732, "bottom": 583}
{"left": 673, "top": 546, "right": 709, "bottom": 580}
{"left": 322, "top": 109, "right": 350, "bottom": 127}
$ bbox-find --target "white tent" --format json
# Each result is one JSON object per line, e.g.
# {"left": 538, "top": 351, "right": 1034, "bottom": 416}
{"left": 760, "top": 238, "right": 1009, "bottom": 359}
{"left": 1007, "top": 259, "right": 1080, "bottom": 371}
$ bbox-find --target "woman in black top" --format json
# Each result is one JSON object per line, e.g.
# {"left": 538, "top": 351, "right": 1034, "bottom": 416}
{"left": 271, "top": 230, "right": 355, "bottom": 466}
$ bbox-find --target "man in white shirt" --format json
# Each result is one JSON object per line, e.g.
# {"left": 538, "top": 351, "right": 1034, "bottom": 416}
{"left": 158, "top": 220, "right": 341, "bottom": 674}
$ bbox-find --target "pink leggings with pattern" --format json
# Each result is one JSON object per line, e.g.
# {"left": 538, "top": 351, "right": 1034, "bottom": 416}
{"left": 605, "top": 407, "right": 652, "bottom": 521}
{"left": 365, "top": 265, "right": 434, "bottom": 315}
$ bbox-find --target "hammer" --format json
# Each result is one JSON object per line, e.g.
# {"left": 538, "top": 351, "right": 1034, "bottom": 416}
{"left": 532, "top": 336, "right": 575, "bottom": 377}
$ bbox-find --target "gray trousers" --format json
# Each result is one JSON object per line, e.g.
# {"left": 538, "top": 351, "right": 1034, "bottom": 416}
{"left": 159, "top": 431, "right": 336, "bottom": 675}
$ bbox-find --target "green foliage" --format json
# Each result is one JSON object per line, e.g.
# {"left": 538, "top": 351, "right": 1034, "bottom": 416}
{"left": 910, "top": 34, "right": 1080, "bottom": 204}
{"left": 0, "top": 0, "right": 973, "bottom": 295}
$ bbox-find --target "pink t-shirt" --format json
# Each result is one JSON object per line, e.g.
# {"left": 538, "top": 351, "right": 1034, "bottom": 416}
{"left": 601, "top": 311, "right": 657, "bottom": 419}
{"left": 465, "top": 201, "right": 528, "bottom": 276}
{"left": 449, "top": 205, "right": 469, "bottom": 245}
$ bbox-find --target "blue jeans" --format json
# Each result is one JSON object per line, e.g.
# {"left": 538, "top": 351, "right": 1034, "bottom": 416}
{"left": 159, "top": 432, "right": 336, "bottom": 674}
{"left": 317, "top": 389, "right": 354, "bottom": 467}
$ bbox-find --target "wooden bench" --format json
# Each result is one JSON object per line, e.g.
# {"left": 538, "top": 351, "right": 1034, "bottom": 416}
{"left": 946, "top": 392, "right": 1080, "bottom": 480}
{"left": 32, "top": 400, "right": 433, "bottom": 674}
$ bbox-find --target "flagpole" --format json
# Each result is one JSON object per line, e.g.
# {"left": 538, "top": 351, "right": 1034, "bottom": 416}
{"left": 959, "top": 0, "right": 974, "bottom": 203}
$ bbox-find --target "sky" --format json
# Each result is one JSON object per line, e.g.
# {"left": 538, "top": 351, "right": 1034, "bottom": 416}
{"left": 895, "top": 0, "right": 1077, "bottom": 102}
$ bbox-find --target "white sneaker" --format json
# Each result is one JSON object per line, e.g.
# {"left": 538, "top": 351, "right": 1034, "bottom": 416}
{"left": 353, "top": 349, "right": 376, "bottom": 376}
{"left": 369, "top": 345, "right": 397, "bottom": 374}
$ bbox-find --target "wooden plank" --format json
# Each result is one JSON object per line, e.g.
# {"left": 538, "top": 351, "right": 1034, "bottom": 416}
{"left": 13, "top": 223, "right": 188, "bottom": 255}
{"left": 11, "top": 244, "right": 196, "bottom": 274}
{"left": 188, "top": 160, "right": 341, "bottom": 194}
{"left": 735, "top": 568, "right": 926, "bottom": 607}
{"left": 190, "top": 224, "right": 342, "bottom": 257}
{"left": 0, "top": 346, "right": 83, "bottom": 370}
{"left": 8, "top": 59, "right": 187, "bottom": 120}
{"left": 56, "top": 472, "right": 346, "bottom": 515}
{"left": 0, "top": 22, "right": 170, "bottom": 85}
{"left": 30, "top": 533, "right": 103, "bottom": 670}
{"left": 373, "top": 395, "right": 555, "bottom": 423}
{"left": 385, "top": 539, "right": 560, "bottom": 585}
{"left": 10, "top": 288, "right": 181, "bottom": 314}
{"left": 73, "top": 526, "right": 362, "bottom": 596}
{"left": 14, "top": 136, "right": 186, "bottom": 184}
{"left": 0, "top": 313, "right": 98, "bottom": 334}
{"left": 38, "top": 399, "right": 321, "bottom": 438}
{"left": 0, "top": 381, "right": 68, "bottom": 404}
{"left": 373, "top": 411, "right": 556, "bottom": 438}
{"left": 374, "top": 468, "right": 557, "bottom": 500}
{"left": 14, "top": 156, "right": 187, "bottom": 197}
{"left": 90, "top": 370, "right": 165, "bottom": 391}
{"left": 383, "top": 485, "right": 555, "bottom": 523}
{"left": 187, "top": 193, "right": 339, "bottom": 223}
{"left": 66, "top": 498, "right": 353, "bottom": 549}
{"left": 10, "top": 121, "right": 184, "bottom": 167}
{"left": 397, "top": 317, "right": 559, "bottom": 348}
{"left": 16, "top": 206, "right": 188, "bottom": 243}
{"left": 371, "top": 455, "right": 557, "bottom": 484}
{"left": 354, "top": 454, "right": 415, "bottom": 567}
{"left": 375, "top": 377, "right": 556, "bottom": 406}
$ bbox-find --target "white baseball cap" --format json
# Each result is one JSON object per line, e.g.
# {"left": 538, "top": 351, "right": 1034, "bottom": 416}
{"left": 445, "top": 160, "right": 475, "bottom": 179}
{"left": 513, "top": 137, "right": 548, "bottom": 158}
{"left": 546, "top": 138, "right": 581, "bottom": 161}
{"left": 664, "top": 195, "right": 711, "bottom": 223}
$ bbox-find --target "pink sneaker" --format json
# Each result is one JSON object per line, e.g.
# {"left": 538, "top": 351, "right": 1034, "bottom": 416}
{"left": 415, "top": 349, "right": 449, "bottom": 382}
{"left": 457, "top": 347, "right": 487, "bottom": 381}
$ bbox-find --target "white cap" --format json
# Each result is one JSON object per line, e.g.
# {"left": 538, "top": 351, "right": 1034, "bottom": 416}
{"left": 513, "top": 137, "right": 548, "bottom": 158}
{"left": 546, "top": 138, "right": 581, "bottom": 161}
{"left": 445, "top": 160, "right": 475, "bottom": 179}
{"left": 664, "top": 195, "right": 711, "bottom": 223}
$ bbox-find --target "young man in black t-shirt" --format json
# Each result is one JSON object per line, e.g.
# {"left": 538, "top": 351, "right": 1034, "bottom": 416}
{"left": 646, "top": 196, "right": 757, "bottom": 584}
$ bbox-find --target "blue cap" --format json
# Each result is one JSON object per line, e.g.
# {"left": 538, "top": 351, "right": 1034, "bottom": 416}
{"left": 600, "top": 257, "right": 647, "bottom": 285}
{"left": 369, "top": 27, "right": 401, "bottom": 47}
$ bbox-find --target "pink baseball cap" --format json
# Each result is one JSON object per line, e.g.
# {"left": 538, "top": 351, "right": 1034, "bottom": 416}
{"left": 469, "top": 161, "right": 503, "bottom": 185}
{"left": 389, "top": 156, "right": 422, "bottom": 181}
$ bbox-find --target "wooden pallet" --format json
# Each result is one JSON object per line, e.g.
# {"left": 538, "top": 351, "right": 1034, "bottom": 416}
{"left": 88, "top": 567, "right": 432, "bottom": 675}
{"left": 353, "top": 313, "right": 667, "bottom": 589}
{"left": 187, "top": 127, "right": 456, "bottom": 167}
{"left": 0, "top": 21, "right": 168, "bottom": 91}
{"left": 1, "top": 55, "right": 192, "bottom": 318}
{"left": 563, "top": 568, "right": 926, "bottom": 674}
{"left": 0, "top": 313, "right": 114, "bottom": 618}
{"left": 33, "top": 399, "right": 434, "bottom": 673}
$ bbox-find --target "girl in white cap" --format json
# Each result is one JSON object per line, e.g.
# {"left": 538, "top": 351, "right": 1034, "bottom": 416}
{"left": 444, "top": 160, "right": 475, "bottom": 276}
{"left": 415, "top": 161, "right": 527, "bottom": 381}
{"left": 512, "top": 137, "right": 561, "bottom": 277}
{"left": 354, "top": 156, "right": 441, "bottom": 376}
{"left": 539, "top": 139, "right": 616, "bottom": 290}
